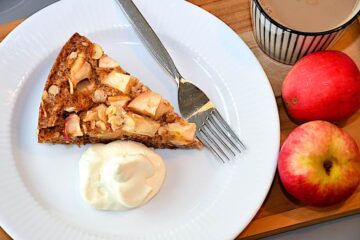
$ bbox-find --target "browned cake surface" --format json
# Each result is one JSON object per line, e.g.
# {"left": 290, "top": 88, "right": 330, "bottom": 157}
{"left": 38, "top": 33, "right": 201, "bottom": 148}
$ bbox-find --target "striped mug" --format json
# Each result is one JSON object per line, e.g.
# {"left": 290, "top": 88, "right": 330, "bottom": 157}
{"left": 250, "top": 0, "right": 360, "bottom": 65}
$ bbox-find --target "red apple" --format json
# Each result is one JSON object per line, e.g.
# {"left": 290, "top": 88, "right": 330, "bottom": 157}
{"left": 278, "top": 120, "right": 360, "bottom": 207}
{"left": 282, "top": 51, "right": 360, "bottom": 122}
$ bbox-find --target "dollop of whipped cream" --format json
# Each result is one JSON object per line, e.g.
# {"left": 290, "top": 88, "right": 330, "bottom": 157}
{"left": 79, "top": 141, "right": 166, "bottom": 210}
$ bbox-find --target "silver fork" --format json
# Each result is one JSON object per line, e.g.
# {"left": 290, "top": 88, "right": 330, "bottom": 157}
{"left": 117, "top": 0, "right": 245, "bottom": 162}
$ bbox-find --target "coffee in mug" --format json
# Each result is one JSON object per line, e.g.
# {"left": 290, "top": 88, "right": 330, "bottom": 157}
{"left": 259, "top": 0, "right": 359, "bottom": 32}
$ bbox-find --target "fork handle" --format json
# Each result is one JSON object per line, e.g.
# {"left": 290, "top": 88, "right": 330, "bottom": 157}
{"left": 117, "top": 0, "right": 182, "bottom": 85}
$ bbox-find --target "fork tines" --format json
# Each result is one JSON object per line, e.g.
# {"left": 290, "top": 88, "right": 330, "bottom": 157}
{"left": 197, "top": 109, "right": 245, "bottom": 163}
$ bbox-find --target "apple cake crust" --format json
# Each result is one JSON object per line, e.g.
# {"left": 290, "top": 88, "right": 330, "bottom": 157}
{"left": 37, "top": 33, "right": 201, "bottom": 149}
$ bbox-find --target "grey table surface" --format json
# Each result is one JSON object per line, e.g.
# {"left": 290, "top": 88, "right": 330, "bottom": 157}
{"left": 0, "top": 0, "right": 359, "bottom": 239}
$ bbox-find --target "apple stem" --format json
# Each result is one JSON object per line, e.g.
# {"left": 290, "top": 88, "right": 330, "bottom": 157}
{"left": 323, "top": 160, "right": 333, "bottom": 175}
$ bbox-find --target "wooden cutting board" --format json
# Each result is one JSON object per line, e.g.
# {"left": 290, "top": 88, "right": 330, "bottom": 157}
{"left": 0, "top": 0, "right": 359, "bottom": 239}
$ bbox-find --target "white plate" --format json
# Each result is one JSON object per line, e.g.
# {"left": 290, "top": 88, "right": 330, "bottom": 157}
{"left": 0, "top": 0, "right": 280, "bottom": 239}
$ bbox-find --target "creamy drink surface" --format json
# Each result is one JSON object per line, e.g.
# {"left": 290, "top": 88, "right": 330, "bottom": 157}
{"left": 258, "top": 0, "right": 359, "bottom": 32}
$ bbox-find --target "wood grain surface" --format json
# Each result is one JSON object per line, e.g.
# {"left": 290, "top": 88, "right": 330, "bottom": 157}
{"left": 0, "top": 0, "right": 359, "bottom": 239}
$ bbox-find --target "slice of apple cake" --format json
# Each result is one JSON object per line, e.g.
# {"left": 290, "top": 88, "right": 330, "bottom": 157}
{"left": 37, "top": 33, "right": 201, "bottom": 148}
